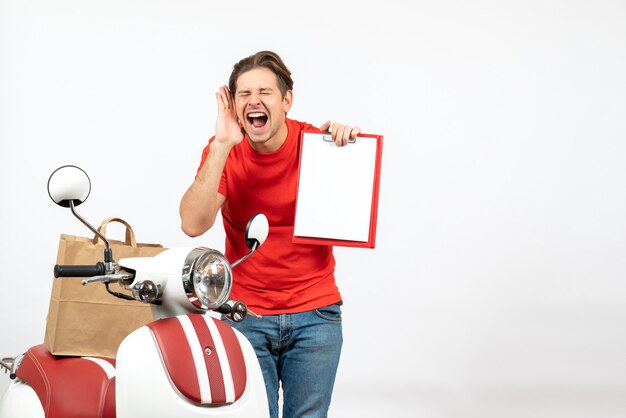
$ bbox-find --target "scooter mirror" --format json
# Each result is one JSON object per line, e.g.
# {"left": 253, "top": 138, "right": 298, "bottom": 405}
{"left": 245, "top": 213, "right": 269, "bottom": 250}
{"left": 47, "top": 165, "right": 91, "bottom": 208}
{"left": 47, "top": 165, "right": 113, "bottom": 262}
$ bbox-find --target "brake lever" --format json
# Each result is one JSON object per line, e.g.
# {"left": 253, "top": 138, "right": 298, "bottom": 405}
{"left": 82, "top": 273, "right": 133, "bottom": 286}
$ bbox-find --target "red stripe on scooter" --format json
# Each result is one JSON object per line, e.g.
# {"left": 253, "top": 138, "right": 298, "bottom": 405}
{"left": 188, "top": 314, "right": 227, "bottom": 404}
{"left": 148, "top": 318, "right": 201, "bottom": 403}
{"left": 213, "top": 318, "right": 247, "bottom": 399}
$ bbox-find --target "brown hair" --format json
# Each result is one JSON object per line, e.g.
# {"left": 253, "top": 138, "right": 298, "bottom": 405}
{"left": 228, "top": 51, "right": 294, "bottom": 98}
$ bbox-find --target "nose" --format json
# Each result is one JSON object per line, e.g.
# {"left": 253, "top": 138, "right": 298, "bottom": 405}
{"left": 248, "top": 91, "right": 261, "bottom": 105}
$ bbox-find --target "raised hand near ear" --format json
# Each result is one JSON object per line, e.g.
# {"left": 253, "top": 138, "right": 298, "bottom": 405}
{"left": 320, "top": 120, "right": 361, "bottom": 147}
{"left": 215, "top": 85, "right": 244, "bottom": 147}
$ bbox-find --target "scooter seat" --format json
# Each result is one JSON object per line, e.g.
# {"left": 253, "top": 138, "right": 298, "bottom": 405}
{"left": 16, "top": 344, "right": 116, "bottom": 418}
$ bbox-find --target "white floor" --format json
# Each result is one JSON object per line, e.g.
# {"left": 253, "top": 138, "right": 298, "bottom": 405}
{"left": 328, "top": 381, "right": 626, "bottom": 418}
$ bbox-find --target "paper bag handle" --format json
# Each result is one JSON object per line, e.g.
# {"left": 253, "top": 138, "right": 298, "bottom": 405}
{"left": 92, "top": 217, "right": 138, "bottom": 247}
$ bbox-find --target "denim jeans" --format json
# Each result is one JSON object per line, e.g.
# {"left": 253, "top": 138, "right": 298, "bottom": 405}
{"left": 229, "top": 303, "right": 343, "bottom": 418}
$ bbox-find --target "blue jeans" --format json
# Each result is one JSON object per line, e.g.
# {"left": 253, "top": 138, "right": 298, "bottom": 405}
{"left": 229, "top": 303, "right": 343, "bottom": 418}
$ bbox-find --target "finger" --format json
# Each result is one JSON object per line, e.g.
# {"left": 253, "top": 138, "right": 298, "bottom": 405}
{"left": 219, "top": 86, "right": 232, "bottom": 109}
{"left": 334, "top": 125, "right": 346, "bottom": 147}
{"left": 351, "top": 125, "right": 361, "bottom": 140}
{"left": 216, "top": 87, "right": 229, "bottom": 110}
{"left": 341, "top": 126, "right": 352, "bottom": 146}
{"left": 224, "top": 86, "right": 235, "bottom": 108}
{"left": 320, "top": 120, "right": 331, "bottom": 132}
{"left": 224, "top": 86, "right": 234, "bottom": 108}
{"left": 333, "top": 124, "right": 349, "bottom": 146}
{"left": 216, "top": 91, "right": 227, "bottom": 111}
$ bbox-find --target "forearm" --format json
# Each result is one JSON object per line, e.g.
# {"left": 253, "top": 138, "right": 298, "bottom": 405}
{"left": 179, "top": 141, "right": 231, "bottom": 237}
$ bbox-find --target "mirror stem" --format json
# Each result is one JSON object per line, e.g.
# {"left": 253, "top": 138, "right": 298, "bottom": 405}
{"left": 231, "top": 241, "right": 258, "bottom": 269}
{"left": 69, "top": 200, "right": 113, "bottom": 262}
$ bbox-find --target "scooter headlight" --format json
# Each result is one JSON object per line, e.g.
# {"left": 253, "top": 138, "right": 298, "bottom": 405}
{"left": 182, "top": 247, "right": 232, "bottom": 310}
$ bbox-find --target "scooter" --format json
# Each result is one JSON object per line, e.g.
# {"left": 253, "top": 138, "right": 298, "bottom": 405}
{"left": 0, "top": 165, "right": 270, "bottom": 418}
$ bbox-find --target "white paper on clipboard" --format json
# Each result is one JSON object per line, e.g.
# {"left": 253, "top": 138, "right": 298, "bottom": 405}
{"left": 294, "top": 132, "right": 378, "bottom": 242}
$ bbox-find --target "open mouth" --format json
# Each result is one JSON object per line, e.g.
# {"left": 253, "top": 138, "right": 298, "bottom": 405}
{"left": 247, "top": 112, "right": 268, "bottom": 130}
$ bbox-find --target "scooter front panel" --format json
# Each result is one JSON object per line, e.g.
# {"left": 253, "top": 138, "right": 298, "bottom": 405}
{"left": 116, "top": 315, "right": 269, "bottom": 418}
{"left": 147, "top": 314, "right": 246, "bottom": 405}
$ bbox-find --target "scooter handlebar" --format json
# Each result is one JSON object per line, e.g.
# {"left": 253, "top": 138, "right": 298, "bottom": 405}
{"left": 54, "top": 262, "right": 106, "bottom": 278}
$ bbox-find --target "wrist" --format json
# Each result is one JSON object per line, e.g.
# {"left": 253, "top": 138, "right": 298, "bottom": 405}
{"left": 212, "top": 137, "right": 237, "bottom": 152}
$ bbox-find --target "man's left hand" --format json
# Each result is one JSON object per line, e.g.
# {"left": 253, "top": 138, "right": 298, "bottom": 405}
{"left": 320, "top": 121, "right": 361, "bottom": 147}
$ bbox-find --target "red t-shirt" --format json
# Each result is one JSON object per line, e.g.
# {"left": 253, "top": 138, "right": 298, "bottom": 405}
{"left": 196, "top": 118, "right": 341, "bottom": 315}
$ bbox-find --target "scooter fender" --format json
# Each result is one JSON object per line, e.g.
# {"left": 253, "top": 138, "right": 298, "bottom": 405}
{"left": 116, "top": 314, "right": 269, "bottom": 418}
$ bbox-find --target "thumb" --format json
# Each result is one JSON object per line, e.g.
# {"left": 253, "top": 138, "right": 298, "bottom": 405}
{"left": 319, "top": 120, "right": 331, "bottom": 132}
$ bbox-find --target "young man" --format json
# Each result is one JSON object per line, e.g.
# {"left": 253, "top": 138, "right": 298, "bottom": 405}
{"left": 179, "top": 50, "right": 360, "bottom": 418}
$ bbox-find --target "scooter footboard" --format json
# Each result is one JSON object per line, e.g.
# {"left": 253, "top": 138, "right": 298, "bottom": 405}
{"left": 115, "top": 314, "right": 268, "bottom": 418}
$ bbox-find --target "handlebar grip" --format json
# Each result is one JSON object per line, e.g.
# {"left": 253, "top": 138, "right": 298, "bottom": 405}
{"left": 54, "top": 262, "right": 106, "bottom": 278}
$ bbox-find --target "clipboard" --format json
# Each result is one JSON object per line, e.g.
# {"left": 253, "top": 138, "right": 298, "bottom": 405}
{"left": 293, "top": 130, "right": 383, "bottom": 248}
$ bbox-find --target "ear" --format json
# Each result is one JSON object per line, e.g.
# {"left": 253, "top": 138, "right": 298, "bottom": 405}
{"left": 282, "top": 90, "right": 293, "bottom": 114}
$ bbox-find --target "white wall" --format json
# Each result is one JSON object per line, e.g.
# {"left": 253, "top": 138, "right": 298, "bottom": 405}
{"left": 1, "top": 1, "right": 625, "bottom": 417}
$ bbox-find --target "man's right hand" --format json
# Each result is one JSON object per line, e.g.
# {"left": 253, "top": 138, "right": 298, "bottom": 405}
{"left": 215, "top": 85, "right": 244, "bottom": 147}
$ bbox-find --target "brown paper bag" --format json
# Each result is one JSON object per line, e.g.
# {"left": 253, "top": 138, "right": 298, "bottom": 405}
{"left": 44, "top": 217, "right": 166, "bottom": 358}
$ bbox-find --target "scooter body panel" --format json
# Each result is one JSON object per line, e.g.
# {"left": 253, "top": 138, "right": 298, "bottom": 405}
{"left": 116, "top": 318, "right": 269, "bottom": 418}
{"left": 0, "top": 380, "right": 44, "bottom": 418}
